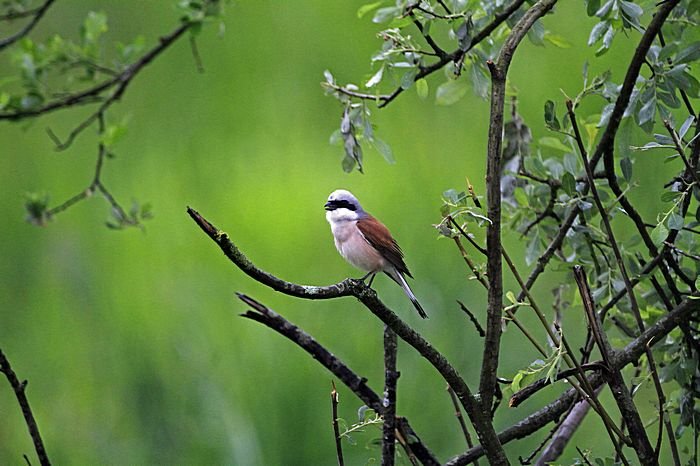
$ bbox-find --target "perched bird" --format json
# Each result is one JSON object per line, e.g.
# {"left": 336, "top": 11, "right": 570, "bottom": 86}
{"left": 324, "top": 189, "right": 427, "bottom": 318}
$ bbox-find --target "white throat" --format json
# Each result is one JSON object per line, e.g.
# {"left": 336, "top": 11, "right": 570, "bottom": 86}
{"left": 326, "top": 207, "right": 359, "bottom": 225}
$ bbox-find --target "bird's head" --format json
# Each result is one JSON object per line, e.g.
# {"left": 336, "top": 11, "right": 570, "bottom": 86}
{"left": 325, "top": 189, "right": 363, "bottom": 222}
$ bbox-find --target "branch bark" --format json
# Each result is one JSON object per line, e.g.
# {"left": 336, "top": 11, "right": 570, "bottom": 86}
{"left": 446, "top": 293, "right": 700, "bottom": 465}
{"left": 236, "top": 293, "right": 440, "bottom": 466}
{"left": 480, "top": 0, "right": 558, "bottom": 414}
{"left": 0, "top": 349, "right": 51, "bottom": 466}
{"left": 188, "top": 207, "right": 508, "bottom": 464}
{"left": 382, "top": 327, "right": 398, "bottom": 466}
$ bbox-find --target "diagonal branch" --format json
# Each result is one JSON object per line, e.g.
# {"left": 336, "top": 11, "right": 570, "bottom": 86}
{"left": 0, "top": 349, "right": 51, "bottom": 466}
{"left": 0, "top": 0, "right": 54, "bottom": 51}
{"left": 188, "top": 207, "right": 508, "bottom": 464}
{"left": 236, "top": 293, "right": 440, "bottom": 466}
{"left": 573, "top": 266, "right": 654, "bottom": 464}
{"left": 445, "top": 293, "right": 700, "bottom": 465}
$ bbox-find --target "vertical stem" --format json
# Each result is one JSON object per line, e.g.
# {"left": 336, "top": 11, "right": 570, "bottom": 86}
{"left": 331, "top": 382, "right": 344, "bottom": 466}
{"left": 0, "top": 349, "right": 51, "bottom": 466}
{"left": 447, "top": 386, "right": 480, "bottom": 466}
{"left": 382, "top": 326, "right": 398, "bottom": 466}
{"left": 573, "top": 266, "right": 654, "bottom": 465}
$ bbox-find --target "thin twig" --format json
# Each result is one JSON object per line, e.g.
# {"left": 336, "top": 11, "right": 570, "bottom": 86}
{"left": 573, "top": 266, "right": 649, "bottom": 465}
{"left": 457, "top": 300, "right": 485, "bottom": 337}
{"left": 0, "top": 349, "right": 51, "bottom": 466}
{"left": 236, "top": 293, "right": 440, "bottom": 466}
{"left": 447, "top": 386, "right": 479, "bottom": 466}
{"left": 0, "top": 0, "right": 54, "bottom": 51}
{"left": 331, "top": 381, "right": 344, "bottom": 466}
{"left": 382, "top": 326, "right": 398, "bottom": 466}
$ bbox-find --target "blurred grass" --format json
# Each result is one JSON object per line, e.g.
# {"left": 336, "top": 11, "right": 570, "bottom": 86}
{"left": 0, "top": 1, "right": 690, "bottom": 464}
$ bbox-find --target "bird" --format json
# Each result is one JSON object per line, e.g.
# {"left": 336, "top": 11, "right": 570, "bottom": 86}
{"left": 324, "top": 189, "right": 427, "bottom": 318}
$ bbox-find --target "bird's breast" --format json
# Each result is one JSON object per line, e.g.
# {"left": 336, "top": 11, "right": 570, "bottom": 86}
{"left": 330, "top": 220, "right": 386, "bottom": 272}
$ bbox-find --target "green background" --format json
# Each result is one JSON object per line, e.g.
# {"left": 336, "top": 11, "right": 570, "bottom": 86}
{"left": 0, "top": 1, "right": 688, "bottom": 464}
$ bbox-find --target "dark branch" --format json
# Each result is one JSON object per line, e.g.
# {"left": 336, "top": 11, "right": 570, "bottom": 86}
{"left": 536, "top": 388, "right": 601, "bottom": 465}
{"left": 0, "top": 0, "right": 54, "bottom": 51}
{"left": 382, "top": 327, "right": 398, "bottom": 466}
{"left": 236, "top": 293, "right": 440, "bottom": 466}
{"left": 330, "top": 382, "right": 344, "bottom": 466}
{"left": 0, "top": 349, "right": 51, "bottom": 466}
{"left": 377, "top": 0, "right": 528, "bottom": 108}
{"left": 479, "top": 0, "right": 558, "bottom": 415}
{"left": 446, "top": 294, "right": 700, "bottom": 465}
{"left": 188, "top": 207, "right": 507, "bottom": 464}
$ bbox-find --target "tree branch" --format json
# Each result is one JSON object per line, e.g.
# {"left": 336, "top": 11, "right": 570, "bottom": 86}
{"left": 236, "top": 293, "right": 440, "bottom": 466}
{"left": 382, "top": 326, "right": 398, "bottom": 466}
{"left": 0, "top": 349, "right": 51, "bottom": 466}
{"left": 445, "top": 294, "right": 700, "bottom": 465}
{"left": 535, "top": 387, "right": 602, "bottom": 465}
{"left": 188, "top": 207, "right": 508, "bottom": 464}
{"left": 0, "top": 0, "right": 54, "bottom": 51}
{"left": 479, "top": 0, "right": 558, "bottom": 415}
{"left": 330, "top": 382, "right": 344, "bottom": 466}
{"left": 573, "top": 266, "right": 654, "bottom": 464}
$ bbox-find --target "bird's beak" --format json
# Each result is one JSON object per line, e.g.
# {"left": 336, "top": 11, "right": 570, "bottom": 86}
{"left": 324, "top": 201, "right": 333, "bottom": 211}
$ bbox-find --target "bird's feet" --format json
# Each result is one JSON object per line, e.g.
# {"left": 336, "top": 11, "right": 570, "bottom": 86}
{"left": 357, "top": 271, "right": 377, "bottom": 288}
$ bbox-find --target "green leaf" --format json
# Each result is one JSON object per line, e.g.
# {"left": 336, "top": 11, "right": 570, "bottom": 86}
{"left": 372, "top": 6, "right": 401, "bottom": 23}
{"left": 81, "top": 11, "right": 108, "bottom": 44}
{"left": 562, "top": 172, "right": 576, "bottom": 196}
{"left": 371, "top": 138, "right": 395, "bottom": 164}
{"left": 675, "top": 41, "right": 700, "bottom": 64}
{"left": 588, "top": 21, "right": 609, "bottom": 46}
{"left": 415, "top": 78, "right": 428, "bottom": 99}
{"left": 544, "top": 32, "right": 571, "bottom": 49}
{"left": 539, "top": 137, "right": 570, "bottom": 152}
{"left": 365, "top": 66, "right": 384, "bottom": 88}
{"left": 620, "top": 157, "right": 632, "bottom": 181}
{"left": 650, "top": 223, "right": 668, "bottom": 246}
{"left": 637, "top": 96, "right": 656, "bottom": 126}
{"left": 679, "top": 115, "right": 695, "bottom": 139}
{"left": 668, "top": 212, "right": 684, "bottom": 231}
{"left": 506, "top": 291, "right": 517, "bottom": 304}
{"left": 563, "top": 152, "right": 578, "bottom": 175}
{"left": 357, "top": 1, "right": 383, "bottom": 19}
{"left": 469, "top": 63, "right": 490, "bottom": 100}
{"left": 587, "top": 0, "right": 601, "bottom": 16}
{"left": 436, "top": 79, "right": 468, "bottom": 106}
{"left": 544, "top": 100, "right": 560, "bottom": 130}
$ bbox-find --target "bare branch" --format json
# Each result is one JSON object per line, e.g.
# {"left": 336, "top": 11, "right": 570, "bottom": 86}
{"left": 479, "top": 0, "right": 558, "bottom": 413}
{"left": 382, "top": 327, "right": 398, "bottom": 466}
{"left": 0, "top": 349, "right": 51, "bottom": 466}
{"left": 446, "top": 294, "right": 700, "bottom": 465}
{"left": 188, "top": 208, "right": 508, "bottom": 464}
{"left": 573, "top": 266, "right": 654, "bottom": 465}
{"left": 0, "top": 0, "right": 54, "bottom": 51}
{"left": 236, "top": 293, "right": 440, "bottom": 466}
{"left": 330, "top": 382, "right": 344, "bottom": 466}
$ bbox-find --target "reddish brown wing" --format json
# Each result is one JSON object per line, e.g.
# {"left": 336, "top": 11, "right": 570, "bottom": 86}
{"left": 356, "top": 216, "right": 413, "bottom": 278}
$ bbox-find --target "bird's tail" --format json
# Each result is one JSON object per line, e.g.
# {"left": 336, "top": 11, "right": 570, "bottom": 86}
{"left": 386, "top": 269, "right": 428, "bottom": 319}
